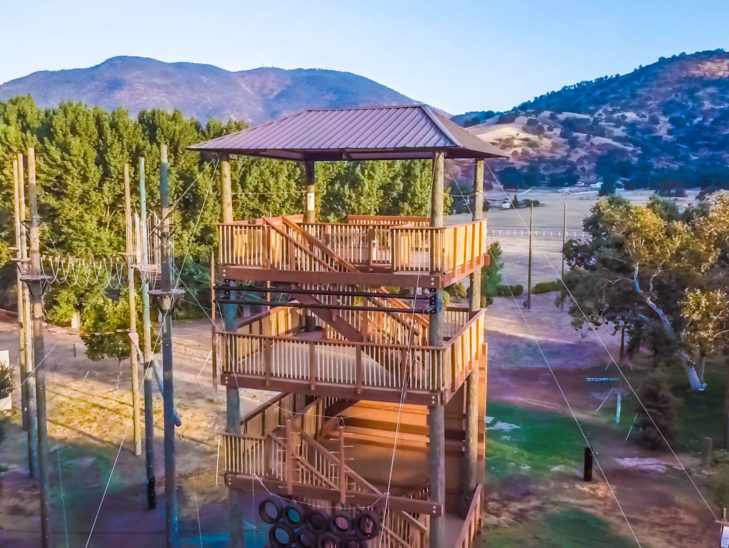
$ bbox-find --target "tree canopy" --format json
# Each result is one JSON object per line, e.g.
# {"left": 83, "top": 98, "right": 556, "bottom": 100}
{"left": 0, "top": 95, "right": 443, "bottom": 360}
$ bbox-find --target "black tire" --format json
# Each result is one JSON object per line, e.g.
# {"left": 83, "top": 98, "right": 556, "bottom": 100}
{"left": 329, "top": 512, "right": 352, "bottom": 535}
{"left": 282, "top": 504, "right": 304, "bottom": 529}
{"left": 304, "top": 509, "right": 330, "bottom": 533}
{"left": 317, "top": 531, "right": 339, "bottom": 548}
{"left": 268, "top": 522, "right": 295, "bottom": 547}
{"left": 354, "top": 511, "right": 379, "bottom": 540}
{"left": 295, "top": 528, "right": 317, "bottom": 548}
{"left": 339, "top": 535, "right": 366, "bottom": 548}
{"left": 259, "top": 497, "right": 283, "bottom": 524}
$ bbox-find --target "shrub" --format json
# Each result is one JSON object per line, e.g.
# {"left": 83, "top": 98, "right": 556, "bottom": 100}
{"left": 533, "top": 280, "right": 562, "bottom": 294}
{"left": 0, "top": 361, "right": 12, "bottom": 399}
{"left": 446, "top": 282, "right": 467, "bottom": 300}
{"left": 495, "top": 284, "right": 524, "bottom": 297}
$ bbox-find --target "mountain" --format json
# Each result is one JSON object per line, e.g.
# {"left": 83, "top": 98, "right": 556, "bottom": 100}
{"left": 457, "top": 50, "right": 729, "bottom": 191}
{"left": 0, "top": 56, "right": 414, "bottom": 124}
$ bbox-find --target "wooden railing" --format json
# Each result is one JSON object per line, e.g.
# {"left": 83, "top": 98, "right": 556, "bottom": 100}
{"left": 217, "top": 216, "right": 488, "bottom": 275}
{"left": 347, "top": 215, "right": 429, "bottom": 226}
{"left": 217, "top": 308, "right": 485, "bottom": 395}
{"left": 237, "top": 305, "right": 304, "bottom": 336}
{"left": 453, "top": 483, "right": 484, "bottom": 547}
{"left": 443, "top": 305, "right": 470, "bottom": 340}
{"left": 391, "top": 219, "right": 488, "bottom": 273}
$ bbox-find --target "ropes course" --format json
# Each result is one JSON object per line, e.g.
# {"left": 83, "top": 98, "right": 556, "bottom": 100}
{"left": 41, "top": 255, "right": 128, "bottom": 290}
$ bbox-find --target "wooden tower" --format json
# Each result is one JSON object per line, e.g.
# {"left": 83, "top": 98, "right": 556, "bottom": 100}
{"left": 190, "top": 105, "right": 504, "bottom": 547}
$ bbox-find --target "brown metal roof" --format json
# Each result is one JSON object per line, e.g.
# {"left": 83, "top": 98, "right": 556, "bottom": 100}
{"left": 188, "top": 105, "right": 506, "bottom": 160}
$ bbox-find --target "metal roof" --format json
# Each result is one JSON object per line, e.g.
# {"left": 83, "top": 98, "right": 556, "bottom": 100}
{"left": 188, "top": 105, "right": 506, "bottom": 160}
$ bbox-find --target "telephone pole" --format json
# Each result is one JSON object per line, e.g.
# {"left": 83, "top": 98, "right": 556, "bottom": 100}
{"left": 12, "top": 155, "right": 37, "bottom": 478}
{"left": 527, "top": 204, "right": 533, "bottom": 310}
{"left": 139, "top": 156, "right": 157, "bottom": 509}
{"left": 560, "top": 202, "right": 566, "bottom": 311}
{"left": 124, "top": 163, "right": 142, "bottom": 456}
{"left": 151, "top": 144, "right": 181, "bottom": 547}
{"left": 22, "top": 147, "right": 51, "bottom": 546}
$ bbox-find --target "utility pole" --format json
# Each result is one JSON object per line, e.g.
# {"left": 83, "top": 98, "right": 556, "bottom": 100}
{"left": 18, "top": 153, "right": 35, "bottom": 465}
{"left": 13, "top": 156, "right": 37, "bottom": 478}
{"left": 560, "top": 202, "right": 566, "bottom": 311}
{"left": 527, "top": 204, "right": 533, "bottom": 310}
{"left": 22, "top": 147, "right": 51, "bottom": 546}
{"left": 124, "top": 163, "right": 142, "bottom": 456}
{"left": 151, "top": 145, "right": 180, "bottom": 547}
{"left": 464, "top": 159, "right": 483, "bottom": 499}
{"left": 12, "top": 159, "right": 28, "bottom": 432}
{"left": 139, "top": 156, "right": 156, "bottom": 509}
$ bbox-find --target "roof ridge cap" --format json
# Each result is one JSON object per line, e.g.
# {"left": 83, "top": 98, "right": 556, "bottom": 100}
{"left": 420, "top": 104, "right": 459, "bottom": 147}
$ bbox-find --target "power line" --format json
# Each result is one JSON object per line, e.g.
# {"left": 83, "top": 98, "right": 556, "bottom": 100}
{"left": 464, "top": 160, "right": 641, "bottom": 544}
{"left": 483, "top": 161, "right": 718, "bottom": 521}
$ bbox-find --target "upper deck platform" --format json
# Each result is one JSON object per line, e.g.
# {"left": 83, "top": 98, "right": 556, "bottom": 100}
{"left": 217, "top": 214, "right": 488, "bottom": 288}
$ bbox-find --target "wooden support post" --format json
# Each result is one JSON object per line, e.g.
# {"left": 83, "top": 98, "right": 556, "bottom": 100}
{"left": 527, "top": 204, "right": 533, "bottom": 310}
{"left": 13, "top": 156, "right": 37, "bottom": 479}
{"left": 428, "top": 405, "right": 446, "bottom": 548}
{"left": 139, "top": 157, "right": 156, "bottom": 509}
{"left": 25, "top": 148, "right": 51, "bottom": 547}
{"left": 338, "top": 425, "right": 346, "bottom": 504}
{"left": 124, "top": 163, "right": 143, "bottom": 457}
{"left": 159, "top": 145, "right": 179, "bottom": 547}
{"left": 220, "top": 153, "right": 244, "bottom": 548}
{"left": 220, "top": 153, "right": 240, "bottom": 431}
{"left": 304, "top": 160, "right": 316, "bottom": 224}
{"left": 464, "top": 159, "right": 484, "bottom": 498}
{"left": 429, "top": 151, "right": 446, "bottom": 548}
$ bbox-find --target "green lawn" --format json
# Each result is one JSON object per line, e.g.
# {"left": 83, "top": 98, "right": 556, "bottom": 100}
{"left": 486, "top": 401, "right": 584, "bottom": 479}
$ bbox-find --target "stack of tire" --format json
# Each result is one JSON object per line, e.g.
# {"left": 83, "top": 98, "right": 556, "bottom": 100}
{"left": 259, "top": 498, "right": 380, "bottom": 547}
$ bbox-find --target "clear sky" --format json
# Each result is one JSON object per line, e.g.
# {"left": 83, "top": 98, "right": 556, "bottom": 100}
{"left": 1, "top": 0, "right": 727, "bottom": 114}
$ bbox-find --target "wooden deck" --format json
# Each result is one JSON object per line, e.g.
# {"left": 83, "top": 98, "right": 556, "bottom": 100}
{"left": 216, "top": 308, "right": 486, "bottom": 405}
{"left": 216, "top": 214, "right": 488, "bottom": 287}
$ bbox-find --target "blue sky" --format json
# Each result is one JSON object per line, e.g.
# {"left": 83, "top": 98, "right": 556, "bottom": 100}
{"left": 1, "top": 0, "right": 726, "bottom": 113}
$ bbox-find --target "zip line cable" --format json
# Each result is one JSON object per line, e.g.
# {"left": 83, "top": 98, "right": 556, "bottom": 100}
{"left": 483, "top": 161, "right": 718, "bottom": 520}
{"left": 453, "top": 162, "right": 641, "bottom": 544}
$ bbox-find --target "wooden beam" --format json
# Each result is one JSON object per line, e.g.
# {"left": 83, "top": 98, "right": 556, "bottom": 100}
{"left": 220, "top": 373, "right": 444, "bottom": 406}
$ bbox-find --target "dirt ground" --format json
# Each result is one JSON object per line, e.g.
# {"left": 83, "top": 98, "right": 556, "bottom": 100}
{"left": 0, "top": 190, "right": 718, "bottom": 546}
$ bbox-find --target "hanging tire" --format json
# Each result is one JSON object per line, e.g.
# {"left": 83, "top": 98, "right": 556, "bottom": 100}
{"left": 282, "top": 504, "right": 304, "bottom": 529}
{"left": 316, "top": 531, "right": 339, "bottom": 548}
{"left": 268, "top": 522, "right": 295, "bottom": 547}
{"left": 259, "top": 497, "right": 283, "bottom": 524}
{"left": 329, "top": 512, "right": 352, "bottom": 535}
{"left": 354, "top": 511, "right": 379, "bottom": 540}
{"left": 294, "top": 528, "right": 318, "bottom": 548}
{"left": 339, "top": 535, "right": 366, "bottom": 548}
{"left": 304, "top": 509, "right": 330, "bottom": 533}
